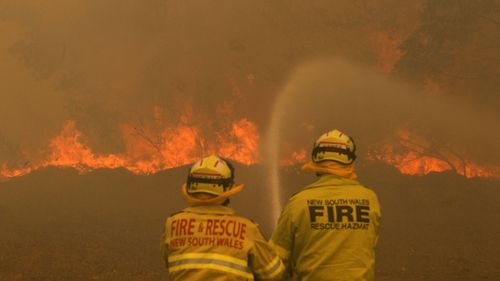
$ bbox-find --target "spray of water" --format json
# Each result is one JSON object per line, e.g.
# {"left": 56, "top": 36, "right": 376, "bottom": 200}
{"left": 266, "top": 92, "right": 286, "bottom": 222}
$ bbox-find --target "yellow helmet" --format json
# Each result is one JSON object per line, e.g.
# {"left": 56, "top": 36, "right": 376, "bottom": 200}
{"left": 186, "top": 155, "right": 234, "bottom": 196}
{"left": 312, "top": 129, "right": 357, "bottom": 165}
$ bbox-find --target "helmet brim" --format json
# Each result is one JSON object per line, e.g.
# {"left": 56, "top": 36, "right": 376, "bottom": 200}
{"left": 181, "top": 183, "right": 244, "bottom": 206}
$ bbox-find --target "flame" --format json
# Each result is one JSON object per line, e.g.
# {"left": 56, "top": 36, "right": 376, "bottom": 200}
{"left": 120, "top": 121, "right": 203, "bottom": 174}
{"left": 370, "top": 145, "right": 500, "bottom": 178}
{"left": 0, "top": 121, "right": 126, "bottom": 178}
{"left": 3, "top": 118, "right": 498, "bottom": 180}
{"left": 48, "top": 121, "right": 127, "bottom": 171}
{"left": 368, "top": 144, "right": 452, "bottom": 175}
{"left": 218, "top": 118, "right": 260, "bottom": 165}
{"left": 0, "top": 74, "right": 263, "bottom": 179}
{"left": 280, "top": 149, "right": 308, "bottom": 166}
{"left": 279, "top": 128, "right": 500, "bottom": 179}
{"left": 0, "top": 114, "right": 260, "bottom": 179}
{"left": 0, "top": 163, "right": 33, "bottom": 178}
{"left": 373, "top": 8, "right": 421, "bottom": 75}
{"left": 423, "top": 78, "right": 441, "bottom": 94}
{"left": 369, "top": 129, "right": 500, "bottom": 178}
{"left": 374, "top": 31, "right": 404, "bottom": 74}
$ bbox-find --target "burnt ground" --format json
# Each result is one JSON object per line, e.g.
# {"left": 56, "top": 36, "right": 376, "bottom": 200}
{"left": 0, "top": 164, "right": 499, "bottom": 281}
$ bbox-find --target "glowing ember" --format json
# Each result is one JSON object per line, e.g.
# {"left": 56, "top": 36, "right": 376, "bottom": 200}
{"left": 373, "top": 31, "right": 404, "bottom": 74}
{"left": 280, "top": 149, "right": 308, "bottom": 166}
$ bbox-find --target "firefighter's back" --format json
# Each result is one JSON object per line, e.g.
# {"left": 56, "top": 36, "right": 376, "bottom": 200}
{"left": 275, "top": 175, "right": 381, "bottom": 281}
{"left": 271, "top": 130, "right": 381, "bottom": 281}
{"left": 166, "top": 206, "right": 254, "bottom": 280}
{"left": 165, "top": 205, "right": 283, "bottom": 281}
{"left": 162, "top": 156, "right": 283, "bottom": 281}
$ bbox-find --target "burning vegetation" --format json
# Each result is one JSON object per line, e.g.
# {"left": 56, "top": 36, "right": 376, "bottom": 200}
{"left": 1, "top": 2, "right": 500, "bottom": 281}
{"left": 0, "top": 0, "right": 499, "bottom": 179}
{"left": 1, "top": 118, "right": 499, "bottom": 179}
{"left": 0, "top": 116, "right": 260, "bottom": 178}
{"left": 368, "top": 128, "right": 500, "bottom": 178}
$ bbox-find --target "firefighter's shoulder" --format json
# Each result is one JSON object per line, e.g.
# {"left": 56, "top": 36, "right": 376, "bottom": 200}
{"left": 230, "top": 214, "right": 268, "bottom": 240}
{"left": 287, "top": 183, "right": 315, "bottom": 202}
{"left": 167, "top": 210, "right": 187, "bottom": 219}
{"left": 287, "top": 187, "right": 318, "bottom": 204}
{"left": 357, "top": 184, "right": 380, "bottom": 199}
{"left": 230, "top": 213, "right": 259, "bottom": 227}
{"left": 362, "top": 184, "right": 378, "bottom": 193}
{"left": 289, "top": 189, "right": 305, "bottom": 200}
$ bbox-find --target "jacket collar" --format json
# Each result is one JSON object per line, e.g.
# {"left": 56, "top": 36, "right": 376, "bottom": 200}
{"left": 183, "top": 205, "right": 235, "bottom": 215}
{"left": 304, "top": 174, "right": 360, "bottom": 190}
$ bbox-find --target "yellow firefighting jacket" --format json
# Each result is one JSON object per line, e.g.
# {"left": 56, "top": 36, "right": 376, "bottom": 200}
{"left": 270, "top": 174, "right": 381, "bottom": 281}
{"left": 162, "top": 205, "right": 284, "bottom": 281}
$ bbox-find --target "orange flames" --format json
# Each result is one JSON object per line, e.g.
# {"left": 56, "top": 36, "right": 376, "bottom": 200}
{"left": 280, "top": 149, "right": 308, "bottom": 166}
{"left": 370, "top": 146, "right": 500, "bottom": 178}
{"left": 0, "top": 72, "right": 262, "bottom": 180}
{"left": 374, "top": 31, "right": 404, "bottom": 74}
{"left": 2, "top": 120, "right": 499, "bottom": 180}
{"left": 279, "top": 128, "right": 500, "bottom": 179}
{"left": 217, "top": 119, "right": 260, "bottom": 165}
{"left": 369, "top": 129, "right": 500, "bottom": 178}
{"left": 0, "top": 116, "right": 260, "bottom": 179}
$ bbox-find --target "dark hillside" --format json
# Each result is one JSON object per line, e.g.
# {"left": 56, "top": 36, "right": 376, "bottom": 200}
{"left": 0, "top": 165, "right": 499, "bottom": 280}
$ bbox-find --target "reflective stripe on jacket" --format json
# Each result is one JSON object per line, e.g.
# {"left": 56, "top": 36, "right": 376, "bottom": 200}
{"left": 270, "top": 174, "right": 381, "bottom": 281}
{"left": 162, "top": 205, "right": 284, "bottom": 281}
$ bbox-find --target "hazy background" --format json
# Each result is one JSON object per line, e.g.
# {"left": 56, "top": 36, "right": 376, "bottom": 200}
{"left": 1, "top": 2, "right": 500, "bottom": 281}
{"left": 272, "top": 59, "right": 500, "bottom": 165}
{"left": 1, "top": 0, "right": 499, "bottom": 167}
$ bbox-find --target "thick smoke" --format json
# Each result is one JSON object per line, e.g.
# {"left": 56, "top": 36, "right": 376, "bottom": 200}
{"left": 0, "top": 0, "right": 499, "bottom": 167}
{"left": 0, "top": 1, "right": 281, "bottom": 161}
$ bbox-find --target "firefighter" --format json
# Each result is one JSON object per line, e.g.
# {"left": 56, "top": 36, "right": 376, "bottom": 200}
{"left": 162, "top": 155, "right": 284, "bottom": 281}
{"left": 270, "top": 130, "right": 381, "bottom": 281}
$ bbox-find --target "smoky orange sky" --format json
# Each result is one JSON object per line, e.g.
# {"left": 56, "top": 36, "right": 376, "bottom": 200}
{"left": 2, "top": 3, "right": 500, "bottom": 281}
{"left": 1, "top": 0, "right": 499, "bottom": 171}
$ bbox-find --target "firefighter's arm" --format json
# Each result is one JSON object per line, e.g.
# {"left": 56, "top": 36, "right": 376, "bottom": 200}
{"left": 269, "top": 203, "right": 295, "bottom": 279}
{"left": 161, "top": 218, "right": 170, "bottom": 269}
{"left": 248, "top": 224, "right": 285, "bottom": 281}
{"left": 372, "top": 193, "right": 382, "bottom": 246}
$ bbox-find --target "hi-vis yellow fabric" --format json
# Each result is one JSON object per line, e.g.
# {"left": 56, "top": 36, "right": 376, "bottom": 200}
{"left": 162, "top": 205, "right": 284, "bottom": 281}
{"left": 270, "top": 174, "right": 381, "bottom": 281}
{"left": 302, "top": 161, "right": 358, "bottom": 180}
